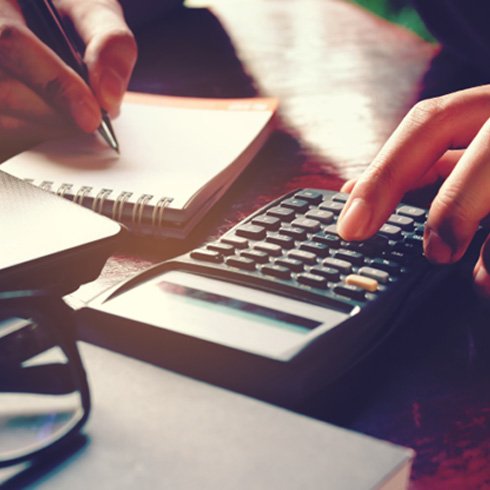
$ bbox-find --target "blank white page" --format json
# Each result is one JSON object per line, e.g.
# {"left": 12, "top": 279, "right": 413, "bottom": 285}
{"left": 2, "top": 93, "right": 276, "bottom": 211}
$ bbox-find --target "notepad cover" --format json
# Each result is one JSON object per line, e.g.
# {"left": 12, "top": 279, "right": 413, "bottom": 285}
{"left": 0, "top": 171, "right": 122, "bottom": 293}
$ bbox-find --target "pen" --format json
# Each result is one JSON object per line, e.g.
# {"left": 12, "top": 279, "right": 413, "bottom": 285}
{"left": 20, "top": 0, "right": 120, "bottom": 153}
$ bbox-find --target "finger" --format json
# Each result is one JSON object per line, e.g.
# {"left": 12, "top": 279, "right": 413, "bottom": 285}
{"left": 341, "top": 151, "right": 462, "bottom": 196}
{"left": 415, "top": 149, "right": 463, "bottom": 188}
{"left": 423, "top": 117, "right": 490, "bottom": 264}
{"left": 340, "top": 179, "right": 357, "bottom": 193}
{"left": 0, "top": 113, "right": 75, "bottom": 140}
{"left": 337, "top": 86, "right": 490, "bottom": 241}
{"left": 57, "top": 0, "right": 137, "bottom": 114}
{"left": 0, "top": 1, "right": 24, "bottom": 24}
{"left": 0, "top": 20, "right": 101, "bottom": 132}
{"left": 0, "top": 69, "right": 63, "bottom": 125}
{"left": 0, "top": 113, "right": 74, "bottom": 160}
{"left": 474, "top": 235, "right": 490, "bottom": 298}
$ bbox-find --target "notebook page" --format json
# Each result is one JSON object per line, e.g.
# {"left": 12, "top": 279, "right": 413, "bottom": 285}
{"left": 1, "top": 94, "right": 275, "bottom": 211}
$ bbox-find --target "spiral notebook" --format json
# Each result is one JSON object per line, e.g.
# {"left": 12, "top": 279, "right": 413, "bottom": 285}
{"left": 1, "top": 92, "right": 277, "bottom": 238}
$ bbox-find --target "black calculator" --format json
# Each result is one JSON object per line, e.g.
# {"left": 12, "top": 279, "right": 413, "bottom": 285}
{"left": 79, "top": 189, "right": 473, "bottom": 408}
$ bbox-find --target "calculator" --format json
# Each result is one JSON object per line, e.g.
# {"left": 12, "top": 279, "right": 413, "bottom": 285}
{"left": 79, "top": 189, "right": 475, "bottom": 408}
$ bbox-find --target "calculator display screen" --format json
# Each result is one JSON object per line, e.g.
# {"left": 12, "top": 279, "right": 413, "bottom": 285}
{"left": 158, "top": 281, "right": 322, "bottom": 332}
{"left": 101, "top": 270, "right": 349, "bottom": 360}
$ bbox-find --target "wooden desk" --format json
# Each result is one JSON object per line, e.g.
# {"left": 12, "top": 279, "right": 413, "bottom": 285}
{"left": 73, "top": 1, "right": 490, "bottom": 488}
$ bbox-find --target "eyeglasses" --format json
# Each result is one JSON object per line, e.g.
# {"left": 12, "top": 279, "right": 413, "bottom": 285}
{"left": 0, "top": 290, "right": 90, "bottom": 467}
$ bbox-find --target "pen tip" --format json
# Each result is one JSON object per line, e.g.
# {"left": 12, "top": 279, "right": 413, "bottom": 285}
{"left": 99, "top": 116, "right": 120, "bottom": 154}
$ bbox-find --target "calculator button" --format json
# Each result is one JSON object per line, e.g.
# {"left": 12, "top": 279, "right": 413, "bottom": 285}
{"left": 275, "top": 257, "right": 304, "bottom": 272}
{"left": 207, "top": 243, "right": 235, "bottom": 256}
{"left": 240, "top": 249, "right": 269, "bottom": 264}
{"left": 312, "top": 232, "right": 341, "bottom": 248}
{"left": 323, "top": 223, "right": 339, "bottom": 236}
{"left": 299, "top": 241, "right": 330, "bottom": 257}
{"left": 254, "top": 241, "right": 283, "bottom": 257}
{"left": 235, "top": 224, "right": 266, "bottom": 240}
{"left": 225, "top": 256, "right": 256, "bottom": 271}
{"left": 309, "top": 266, "right": 340, "bottom": 282}
{"left": 358, "top": 266, "right": 389, "bottom": 284}
{"left": 394, "top": 241, "right": 417, "bottom": 255}
{"left": 251, "top": 215, "right": 281, "bottom": 231}
{"left": 297, "top": 273, "right": 328, "bottom": 289}
{"left": 266, "top": 233, "right": 295, "bottom": 249}
{"left": 281, "top": 198, "right": 309, "bottom": 213}
{"left": 386, "top": 250, "right": 411, "bottom": 265}
{"left": 221, "top": 236, "right": 249, "bottom": 249}
{"left": 369, "top": 258, "right": 400, "bottom": 275}
{"left": 404, "top": 234, "right": 424, "bottom": 248}
{"left": 291, "top": 217, "right": 321, "bottom": 233}
{"left": 323, "top": 257, "right": 352, "bottom": 274}
{"left": 287, "top": 249, "right": 317, "bottom": 265}
{"left": 397, "top": 205, "right": 426, "bottom": 222}
{"left": 345, "top": 274, "right": 378, "bottom": 292}
{"left": 340, "top": 240, "right": 363, "bottom": 252}
{"left": 332, "top": 193, "right": 349, "bottom": 203}
{"left": 355, "top": 242, "right": 378, "bottom": 258}
{"left": 305, "top": 209, "right": 334, "bottom": 224}
{"left": 364, "top": 235, "right": 389, "bottom": 250}
{"left": 266, "top": 206, "right": 295, "bottom": 221}
{"left": 190, "top": 249, "right": 223, "bottom": 263}
{"left": 378, "top": 224, "right": 402, "bottom": 239}
{"left": 294, "top": 189, "right": 324, "bottom": 204}
{"left": 279, "top": 225, "right": 307, "bottom": 241}
{"left": 387, "top": 214, "right": 413, "bottom": 230}
{"left": 333, "top": 284, "right": 366, "bottom": 301}
{"left": 261, "top": 264, "right": 291, "bottom": 280}
{"left": 319, "top": 201, "right": 344, "bottom": 214}
{"left": 333, "top": 249, "right": 364, "bottom": 266}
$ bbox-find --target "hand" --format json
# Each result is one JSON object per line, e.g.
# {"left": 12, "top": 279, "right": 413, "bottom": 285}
{"left": 337, "top": 85, "right": 490, "bottom": 297}
{"left": 0, "top": 0, "right": 137, "bottom": 160}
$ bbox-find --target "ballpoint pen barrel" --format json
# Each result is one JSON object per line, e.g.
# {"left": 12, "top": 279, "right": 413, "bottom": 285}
{"left": 20, "top": 0, "right": 120, "bottom": 153}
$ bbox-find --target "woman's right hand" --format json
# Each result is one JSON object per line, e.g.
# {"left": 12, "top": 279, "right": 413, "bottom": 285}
{"left": 337, "top": 85, "right": 490, "bottom": 297}
{"left": 0, "top": 0, "right": 137, "bottom": 160}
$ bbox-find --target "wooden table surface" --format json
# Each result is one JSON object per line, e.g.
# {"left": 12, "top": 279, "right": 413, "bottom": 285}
{"left": 73, "top": 1, "right": 490, "bottom": 488}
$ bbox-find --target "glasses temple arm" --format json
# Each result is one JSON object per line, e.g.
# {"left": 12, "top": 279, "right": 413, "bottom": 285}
{"left": 0, "top": 364, "right": 79, "bottom": 395}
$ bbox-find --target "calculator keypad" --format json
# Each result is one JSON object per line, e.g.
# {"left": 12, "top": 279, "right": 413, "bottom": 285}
{"left": 190, "top": 189, "right": 427, "bottom": 307}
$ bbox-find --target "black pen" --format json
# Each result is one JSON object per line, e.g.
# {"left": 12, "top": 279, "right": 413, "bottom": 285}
{"left": 20, "top": 0, "right": 120, "bottom": 153}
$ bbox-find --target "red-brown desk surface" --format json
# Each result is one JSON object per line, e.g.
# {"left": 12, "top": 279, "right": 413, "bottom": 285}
{"left": 73, "top": 1, "right": 490, "bottom": 488}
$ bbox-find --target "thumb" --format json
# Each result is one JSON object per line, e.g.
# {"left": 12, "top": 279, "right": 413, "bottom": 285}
{"left": 57, "top": 0, "right": 137, "bottom": 114}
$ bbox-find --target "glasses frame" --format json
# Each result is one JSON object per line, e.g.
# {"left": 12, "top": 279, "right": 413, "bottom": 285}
{"left": 0, "top": 290, "right": 91, "bottom": 468}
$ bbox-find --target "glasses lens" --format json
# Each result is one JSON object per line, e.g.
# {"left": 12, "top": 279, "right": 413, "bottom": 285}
{"left": 0, "top": 310, "right": 85, "bottom": 462}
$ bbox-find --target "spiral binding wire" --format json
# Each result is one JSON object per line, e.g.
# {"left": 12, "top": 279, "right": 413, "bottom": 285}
{"left": 112, "top": 191, "right": 133, "bottom": 222}
{"left": 131, "top": 193, "right": 153, "bottom": 226}
{"left": 92, "top": 188, "right": 113, "bottom": 214}
{"left": 56, "top": 182, "right": 73, "bottom": 198}
{"left": 40, "top": 180, "right": 54, "bottom": 192}
{"left": 27, "top": 179, "right": 174, "bottom": 231}
{"left": 152, "top": 196, "right": 173, "bottom": 228}
{"left": 74, "top": 186, "right": 93, "bottom": 206}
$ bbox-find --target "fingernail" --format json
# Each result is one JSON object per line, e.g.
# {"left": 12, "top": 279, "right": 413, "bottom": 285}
{"left": 100, "top": 68, "right": 125, "bottom": 109}
{"left": 337, "top": 197, "right": 372, "bottom": 240}
{"left": 73, "top": 98, "right": 101, "bottom": 133}
{"left": 340, "top": 179, "right": 356, "bottom": 193}
{"left": 424, "top": 228, "right": 453, "bottom": 263}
